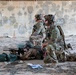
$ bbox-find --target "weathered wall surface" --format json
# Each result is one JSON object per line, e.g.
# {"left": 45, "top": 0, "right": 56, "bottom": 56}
{"left": 0, "top": 1, "right": 76, "bottom": 38}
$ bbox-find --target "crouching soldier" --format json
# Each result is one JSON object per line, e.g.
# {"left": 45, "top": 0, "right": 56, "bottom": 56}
{"left": 30, "top": 14, "right": 45, "bottom": 46}
{"left": 43, "top": 15, "right": 66, "bottom": 63}
{"left": 20, "top": 14, "right": 46, "bottom": 60}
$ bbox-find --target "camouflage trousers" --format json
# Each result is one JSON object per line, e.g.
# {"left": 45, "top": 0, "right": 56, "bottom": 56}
{"left": 43, "top": 43, "right": 66, "bottom": 63}
{"left": 20, "top": 48, "right": 43, "bottom": 60}
{"left": 44, "top": 45, "right": 58, "bottom": 63}
{"left": 55, "top": 50, "right": 66, "bottom": 62}
{"left": 20, "top": 49, "right": 37, "bottom": 60}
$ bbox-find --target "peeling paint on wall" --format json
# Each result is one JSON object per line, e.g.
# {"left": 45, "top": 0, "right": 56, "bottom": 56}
{"left": 0, "top": 1, "right": 76, "bottom": 37}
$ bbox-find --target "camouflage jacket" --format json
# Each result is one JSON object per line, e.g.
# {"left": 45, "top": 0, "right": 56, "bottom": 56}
{"left": 45, "top": 25, "right": 64, "bottom": 50}
{"left": 32, "top": 20, "right": 45, "bottom": 36}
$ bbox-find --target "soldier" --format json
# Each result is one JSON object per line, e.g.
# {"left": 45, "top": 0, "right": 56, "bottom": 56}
{"left": 32, "top": 14, "right": 45, "bottom": 35}
{"left": 43, "top": 14, "right": 65, "bottom": 63}
{"left": 30, "top": 14, "right": 46, "bottom": 46}
{"left": 20, "top": 14, "right": 46, "bottom": 60}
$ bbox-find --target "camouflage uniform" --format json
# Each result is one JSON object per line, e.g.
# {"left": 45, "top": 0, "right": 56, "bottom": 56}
{"left": 32, "top": 21, "right": 45, "bottom": 36}
{"left": 22, "top": 20, "right": 45, "bottom": 60}
{"left": 31, "top": 20, "right": 45, "bottom": 46}
{"left": 44, "top": 25, "right": 65, "bottom": 63}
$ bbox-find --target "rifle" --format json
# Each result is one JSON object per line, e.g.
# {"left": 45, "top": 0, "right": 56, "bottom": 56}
{"left": 3, "top": 48, "right": 18, "bottom": 52}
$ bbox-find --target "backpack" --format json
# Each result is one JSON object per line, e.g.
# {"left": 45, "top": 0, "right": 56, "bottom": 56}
{"left": 57, "top": 25, "right": 67, "bottom": 50}
{"left": 57, "top": 25, "right": 73, "bottom": 50}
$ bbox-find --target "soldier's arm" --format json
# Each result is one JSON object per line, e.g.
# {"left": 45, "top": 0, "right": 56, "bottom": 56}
{"left": 31, "top": 25, "right": 37, "bottom": 35}
{"left": 51, "top": 27, "right": 59, "bottom": 42}
{"left": 36, "top": 23, "right": 42, "bottom": 34}
{"left": 41, "top": 24, "right": 46, "bottom": 40}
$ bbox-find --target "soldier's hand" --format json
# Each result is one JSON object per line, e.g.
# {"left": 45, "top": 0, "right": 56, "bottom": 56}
{"left": 42, "top": 42, "right": 48, "bottom": 48}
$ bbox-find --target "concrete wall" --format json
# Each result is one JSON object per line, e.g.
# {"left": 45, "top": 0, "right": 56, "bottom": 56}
{"left": 0, "top": 1, "right": 76, "bottom": 38}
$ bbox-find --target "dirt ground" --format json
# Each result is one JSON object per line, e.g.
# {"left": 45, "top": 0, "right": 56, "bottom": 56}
{"left": 0, "top": 35, "right": 76, "bottom": 75}
{"left": 0, "top": 60, "right": 76, "bottom": 75}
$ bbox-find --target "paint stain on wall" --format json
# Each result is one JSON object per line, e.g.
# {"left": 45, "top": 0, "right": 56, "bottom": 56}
{"left": 37, "top": 9, "right": 43, "bottom": 14}
{"left": 62, "top": 1, "right": 67, "bottom": 6}
{"left": 0, "top": 12, "right": 2, "bottom": 20}
{"left": 24, "top": 12, "right": 27, "bottom": 16}
{"left": 14, "top": 22, "right": 18, "bottom": 28}
{"left": 0, "top": 1, "right": 76, "bottom": 36}
{"left": 72, "top": 14, "right": 76, "bottom": 17}
{"left": 27, "top": 6, "right": 33, "bottom": 14}
{"left": 64, "top": 9, "right": 70, "bottom": 13}
{"left": 27, "top": 6, "right": 33, "bottom": 25}
{"left": 50, "top": 3, "right": 58, "bottom": 12}
{"left": 63, "top": 15, "right": 69, "bottom": 23}
{"left": 73, "top": 8, "right": 76, "bottom": 12}
{"left": 3, "top": 16, "right": 8, "bottom": 24}
{"left": 7, "top": 6, "right": 14, "bottom": 11}
{"left": 2, "top": 9, "right": 4, "bottom": 11}
{"left": 42, "top": 2, "right": 49, "bottom": 14}
{"left": 35, "top": 5, "right": 39, "bottom": 9}
{"left": 55, "top": 18, "right": 65, "bottom": 26}
{"left": 45, "top": 1, "right": 52, "bottom": 5}
{"left": 12, "top": 13, "right": 15, "bottom": 16}
{"left": 69, "top": 18, "right": 76, "bottom": 24}
{"left": 9, "top": 15, "right": 16, "bottom": 25}
{"left": 22, "top": 7, "right": 25, "bottom": 10}
{"left": 18, "top": 25, "right": 26, "bottom": 34}
{"left": 69, "top": 2, "right": 76, "bottom": 12}
{"left": 37, "top": 1, "right": 43, "bottom": 5}
{"left": 17, "top": 11, "right": 22, "bottom": 16}
{"left": 0, "top": 1, "right": 8, "bottom": 5}
{"left": 55, "top": 11, "right": 63, "bottom": 18}
{"left": 0, "top": 20, "right": 2, "bottom": 26}
{"left": 72, "top": 1, "right": 76, "bottom": 6}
